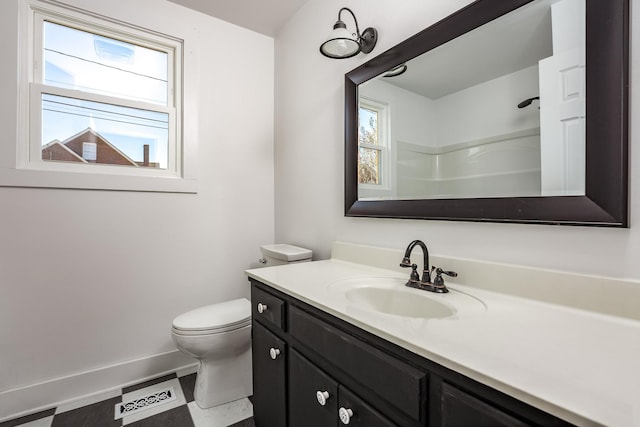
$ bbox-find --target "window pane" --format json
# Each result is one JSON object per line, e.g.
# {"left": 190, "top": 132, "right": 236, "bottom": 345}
{"left": 359, "top": 107, "right": 378, "bottom": 146}
{"left": 43, "top": 22, "right": 168, "bottom": 105}
{"left": 358, "top": 147, "right": 380, "bottom": 184}
{"left": 82, "top": 142, "right": 97, "bottom": 161}
{"left": 41, "top": 94, "right": 169, "bottom": 169}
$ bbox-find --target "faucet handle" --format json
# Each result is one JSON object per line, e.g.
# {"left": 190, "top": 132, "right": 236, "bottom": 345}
{"left": 433, "top": 267, "right": 457, "bottom": 287}
{"left": 409, "top": 264, "right": 420, "bottom": 282}
{"left": 436, "top": 267, "right": 457, "bottom": 278}
{"left": 400, "top": 257, "right": 420, "bottom": 282}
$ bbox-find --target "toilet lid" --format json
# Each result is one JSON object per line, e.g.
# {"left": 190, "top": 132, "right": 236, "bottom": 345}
{"left": 172, "top": 298, "right": 251, "bottom": 332}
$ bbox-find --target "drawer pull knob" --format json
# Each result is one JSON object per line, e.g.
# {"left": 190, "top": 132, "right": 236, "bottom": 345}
{"left": 316, "top": 390, "right": 330, "bottom": 406}
{"left": 269, "top": 347, "right": 281, "bottom": 360}
{"left": 257, "top": 302, "right": 268, "bottom": 314}
{"left": 339, "top": 407, "right": 353, "bottom": 424}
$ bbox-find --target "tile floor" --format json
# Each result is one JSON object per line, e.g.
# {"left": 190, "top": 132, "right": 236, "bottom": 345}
{"left": 0, "top": 371, "right": 254, "bottom": 427}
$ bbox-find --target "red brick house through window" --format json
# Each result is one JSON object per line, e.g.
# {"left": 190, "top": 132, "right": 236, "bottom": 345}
{"left": 41, "top": 128, "right": 158, "bottom": 168}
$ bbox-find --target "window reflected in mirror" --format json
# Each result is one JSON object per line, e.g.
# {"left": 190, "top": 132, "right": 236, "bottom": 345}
{"left": 358, "top": 106, "right": 380, "bottom": 185}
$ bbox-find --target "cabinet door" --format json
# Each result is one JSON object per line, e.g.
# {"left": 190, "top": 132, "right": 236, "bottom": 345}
{"left": 252, "top": 321, "right": 287, "bottom": 427}
{"left": 440, "top": 382, "right": 531, "bottom": 427}
{"left": 289, "top": 349, "right": 339, "bottom": 427}
{"left": 289, "top": 305, "right": 425, "bottom": 421}
{"left": 338, "top": 386, "right": 397, "bottom": 427}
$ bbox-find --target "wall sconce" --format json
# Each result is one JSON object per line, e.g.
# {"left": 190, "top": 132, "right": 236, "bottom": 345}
{"left": 319, "top": 7, "right": 378, "bottom": 59}
{"left": 383, "top": 63, "right": 407, "bottom": 78}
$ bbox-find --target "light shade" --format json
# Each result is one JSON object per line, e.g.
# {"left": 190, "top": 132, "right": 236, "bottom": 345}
{"left": 320, "top": 24, "right": 360, "bottom": 59}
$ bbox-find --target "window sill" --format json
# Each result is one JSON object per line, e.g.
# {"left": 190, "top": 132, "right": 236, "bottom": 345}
{"left": 0, "top": 167, "right": 197, "bottom": 193}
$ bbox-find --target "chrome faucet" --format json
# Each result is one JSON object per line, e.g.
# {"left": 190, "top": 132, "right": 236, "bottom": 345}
{"left": 400, "top": 240, "right": 456, "bottom": 293}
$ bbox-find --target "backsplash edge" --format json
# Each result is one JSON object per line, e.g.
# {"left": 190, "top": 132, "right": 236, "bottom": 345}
{"left": 331, "top": 241, "right": 640, "bottom": 322}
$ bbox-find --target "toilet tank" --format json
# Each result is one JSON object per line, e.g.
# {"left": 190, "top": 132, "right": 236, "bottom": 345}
{"left": 260, "top": 244, "right": 312, "bottom": 267}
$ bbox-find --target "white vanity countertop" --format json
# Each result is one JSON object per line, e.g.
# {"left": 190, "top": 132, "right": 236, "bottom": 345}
{"left": 246, "top": 259, "right": 640, "bottom": 427}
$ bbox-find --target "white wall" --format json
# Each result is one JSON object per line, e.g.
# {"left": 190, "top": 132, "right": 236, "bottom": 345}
{"left": 434, "top": 65, "right": 540, "bottom": 146}
{"left": 362, "top": 65, "right": 540, "bottom": 149}
{"left": 0, "top": 0, "right": 274, "bottom": 417}
{"left": 274, "top": 0, "right": 640, "bottom": 280}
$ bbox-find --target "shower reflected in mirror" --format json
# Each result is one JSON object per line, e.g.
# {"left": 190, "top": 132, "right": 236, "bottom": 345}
{"left": 517, "top": 96, "right": 540, "bottom": 108}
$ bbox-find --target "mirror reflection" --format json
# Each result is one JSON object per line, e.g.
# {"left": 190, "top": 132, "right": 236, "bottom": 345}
{"left": 357, "top": 0, "right": 585, "bottom": 201}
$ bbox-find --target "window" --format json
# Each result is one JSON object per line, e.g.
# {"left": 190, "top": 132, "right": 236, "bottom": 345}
{"left": 32, "top": 9, "right": 177, "bottom": 173}
{"left": 5, "top": 0, "right": 196, "bottom": 192}
{"left": 82, "top": 142, "right": 97, "bottom": 162}
{"left": 358, "top": 106, "right": 380, "bottom": 184}
{"left": 358, "top": 98, "right": 389, "bottom": 188}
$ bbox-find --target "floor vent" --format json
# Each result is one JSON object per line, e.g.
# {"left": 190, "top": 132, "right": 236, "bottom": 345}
{"left": 114, "top": 387, "right": 176, "bottom": 420}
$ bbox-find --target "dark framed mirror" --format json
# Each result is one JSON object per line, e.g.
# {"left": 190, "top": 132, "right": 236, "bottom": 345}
{"left": 345, "top": 0, "right": 628, "bottom": 226}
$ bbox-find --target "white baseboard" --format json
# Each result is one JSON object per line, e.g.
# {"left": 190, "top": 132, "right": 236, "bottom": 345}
{"left": 0, "top": 349, "right": 195, "bottom": 422}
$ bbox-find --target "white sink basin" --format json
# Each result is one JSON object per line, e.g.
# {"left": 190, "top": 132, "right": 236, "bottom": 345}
{"left": 346, "top": 286, "right": 455, "bottom": 318}
{"left": 328, "top": 277, "right": 485, "bottom": 319}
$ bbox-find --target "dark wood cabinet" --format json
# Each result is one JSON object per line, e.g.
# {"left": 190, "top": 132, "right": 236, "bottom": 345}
{"left": 338, "top": 385, "right": 397, "bottom": 427}
{"left": 250, "top": 279, "right": 575, "bottom": 427}
{"left": 252, "top": 321, "right": 287, "bottom": 427}
{"left": 289, "top": 349, "right": 396, "bottom": 427}
{"left": 252, "top": 285, "right": 286, "bottom": 329}
{"left": 289, "top": 349, "right": 338, "bottom": 426}
{"left": 289, "top": 305, "right": 425, "bottom": 422}
{"left": 439, "top": 382, "right": 531, "bottom": 427}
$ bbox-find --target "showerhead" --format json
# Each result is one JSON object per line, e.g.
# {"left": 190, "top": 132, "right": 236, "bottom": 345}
{"left": 518, "top": 96, "right": 540, "bottom": 108}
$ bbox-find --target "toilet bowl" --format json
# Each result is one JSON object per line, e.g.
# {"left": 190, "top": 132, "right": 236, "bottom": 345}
{"left": 171, "top": 298, "right": 252, "bottom": 409}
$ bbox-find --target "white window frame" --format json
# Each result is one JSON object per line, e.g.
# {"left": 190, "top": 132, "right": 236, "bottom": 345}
{"left": 358, "top": 97, "right": 392, "bottom": 197}
{"left": 2, "top": 0, "right": 197, "bottom": 193}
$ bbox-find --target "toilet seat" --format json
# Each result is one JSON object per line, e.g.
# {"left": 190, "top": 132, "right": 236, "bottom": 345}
{"left": 172, "top": 298, "right": 251, "bottom": 336}
{"left": 172, "top": 319, "right": 250, "bottom": 336}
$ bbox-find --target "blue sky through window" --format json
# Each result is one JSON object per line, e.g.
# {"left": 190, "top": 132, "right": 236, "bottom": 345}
{"left": 41, "top": 22, "right": 170, "bottom": 168}
{"left": 44, "top": 22, "right": 168, "bottom": 104}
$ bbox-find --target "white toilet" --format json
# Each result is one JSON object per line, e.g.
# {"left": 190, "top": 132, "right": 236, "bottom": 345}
{"left": 171, "top": 298, "right": 252, "bottom": 408}
{"left": 171, "top": 244, "right": 311, "bottom": 409}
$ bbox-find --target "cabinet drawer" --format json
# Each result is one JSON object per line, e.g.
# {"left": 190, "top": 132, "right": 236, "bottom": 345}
{"left": 440, "top": 382, "right": 531, "bottom": 427}
{"left": 289, "top": 305, "right": 426, "bottom": 422}
{"left": 252, "top": 285, "right": 285, "bottom": 330}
